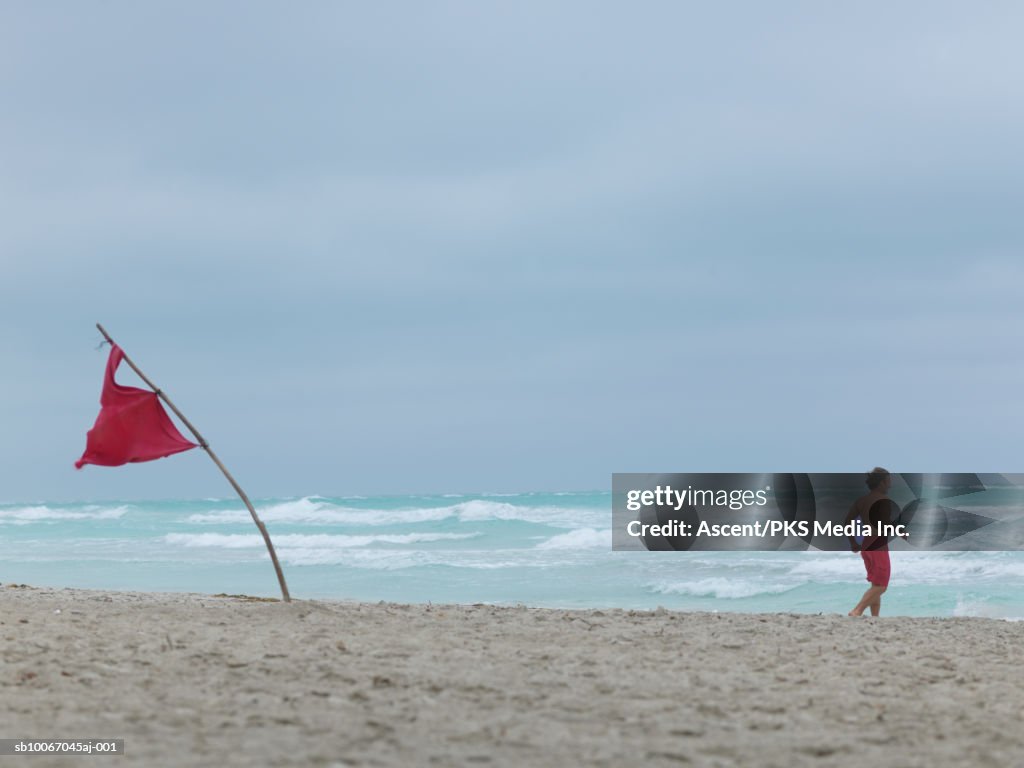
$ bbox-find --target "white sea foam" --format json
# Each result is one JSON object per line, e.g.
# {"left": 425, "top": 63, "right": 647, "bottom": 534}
{"left": 0, "top": 505, "right": 130, "bottom": 524}
{"left": 275, "top": 548, "right": 571, "bottom": 569}
{"left": 646, "top": 578, "right": 798, "bottom": 600}
{"left": 186, "top": 497, "right": 603, "bottom": 527}
{"left": 163, "top": 531, "right": 480, "bottom": 549}
{"left": 535, "top": 528, "right": 611, "bottom": 549}
{"left": 888, "top": 553, "right": 1016, "bottom": 580}
{"left": 778, "top": 551, "right": 1024, "bottom": 585}
{"left": 276, "top": 548, "right": 414, "bottom": 567}
{"left": 949, "top": 595, "right": 1024, "bottom": 620}
{"left": 185, "top": 497, "right": 395, "bottom": 525}
{"left": 785, "top": 557, "right": 870, "bottom": 580}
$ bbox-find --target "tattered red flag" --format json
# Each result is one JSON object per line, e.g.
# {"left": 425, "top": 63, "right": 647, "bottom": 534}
{"left": 75, "top": 344, "right": 197, "bottom": 469}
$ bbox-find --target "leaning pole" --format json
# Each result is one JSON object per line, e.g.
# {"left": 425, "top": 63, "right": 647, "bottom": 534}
{"left": 95, "top": 323, "right": 291, "bottom": 603}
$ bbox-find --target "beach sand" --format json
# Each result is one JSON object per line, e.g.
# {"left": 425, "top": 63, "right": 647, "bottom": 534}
{"left": 3, "top": 585, "right": 1024, "bottom": 767}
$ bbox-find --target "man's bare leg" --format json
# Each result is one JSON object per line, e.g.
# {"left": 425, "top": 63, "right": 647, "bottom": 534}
{"left": 869, "top": 595, "right": 882, "bottom": 616}
{"left": 849, "top": 585, "right": 887, "bottom": 616}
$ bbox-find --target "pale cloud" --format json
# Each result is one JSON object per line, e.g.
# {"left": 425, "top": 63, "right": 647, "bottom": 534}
{"left": 1, "top": 2, "right": 1023, "bottom": 500}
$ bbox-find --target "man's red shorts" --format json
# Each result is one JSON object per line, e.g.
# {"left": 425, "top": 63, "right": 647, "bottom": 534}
{"left": 861, "top": 549, "right": 891, "bottom": 587}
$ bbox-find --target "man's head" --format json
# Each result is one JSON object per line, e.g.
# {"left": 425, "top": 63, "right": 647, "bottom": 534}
{"left": 865, "top": 467, "right": 891, "bottom": 492}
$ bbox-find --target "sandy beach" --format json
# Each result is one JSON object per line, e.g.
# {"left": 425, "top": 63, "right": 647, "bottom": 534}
{"left": 3, "top": 585, "right": 1024, "bottom": 767}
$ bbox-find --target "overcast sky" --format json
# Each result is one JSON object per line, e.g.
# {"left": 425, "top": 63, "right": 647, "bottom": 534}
{"left": 2, "top": 2, "right": 1022, "bottom": 502}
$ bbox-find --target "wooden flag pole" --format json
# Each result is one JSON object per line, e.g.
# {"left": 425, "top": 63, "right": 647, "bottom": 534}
{"left": 95, "top": 323, "right": 292, "bottom": 603}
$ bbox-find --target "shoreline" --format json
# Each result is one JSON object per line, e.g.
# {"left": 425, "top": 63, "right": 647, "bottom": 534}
{"left": 4, "top": 584, "right": 1024, "bottom": 766}
{"left": 5, "top": 578, "right": 1022, "bottom": 622}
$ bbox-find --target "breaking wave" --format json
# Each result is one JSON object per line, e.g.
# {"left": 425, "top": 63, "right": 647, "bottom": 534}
{"left": 186, "top": 497, "right": 604, "bottom": 527}
{"left": 535, "top": 528, "right": 611, "bottom": 549}
{"left": 0, "top": 505, "right": 130, "bottom": 524}
{"left": 646, "top": 578, "right": 798, "bottom": 600}
{"left": 164, "top": 531, "right": 481, "bottom": 549}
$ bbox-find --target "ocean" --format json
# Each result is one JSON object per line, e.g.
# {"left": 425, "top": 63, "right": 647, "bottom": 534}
{"left": 4, "top": 491, "right": 1024, "bottom": 619}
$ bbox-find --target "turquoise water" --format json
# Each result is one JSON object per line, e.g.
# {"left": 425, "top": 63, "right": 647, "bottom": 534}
{"left": 3, "top": 492, "right": 1024, "bottom": 618}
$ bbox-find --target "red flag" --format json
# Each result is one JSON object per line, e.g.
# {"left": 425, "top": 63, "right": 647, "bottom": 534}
{"left": 75, "top": 345, "right": 198, "bottom": 469}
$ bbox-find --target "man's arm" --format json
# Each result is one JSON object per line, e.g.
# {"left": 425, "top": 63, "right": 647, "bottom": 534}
{"left": 844, "top": 503, "right": 860, "bottom": 552}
